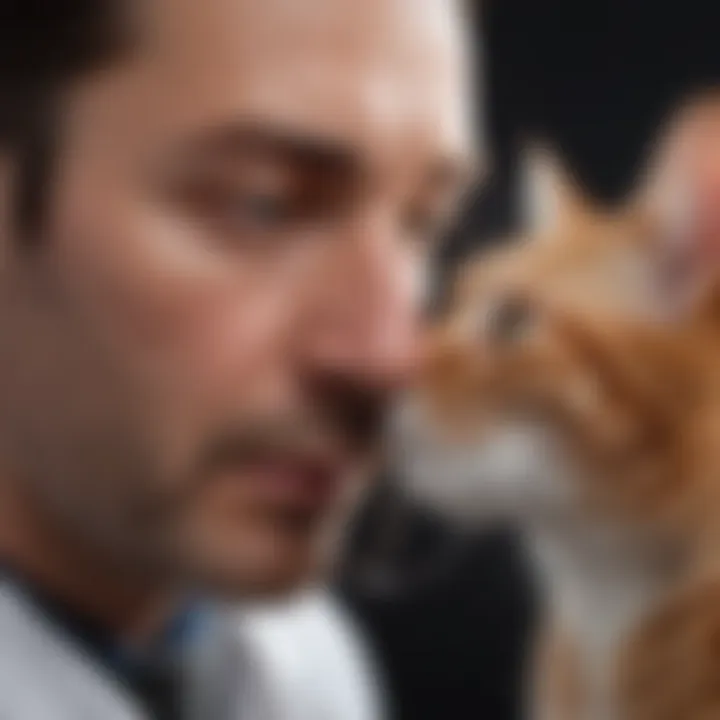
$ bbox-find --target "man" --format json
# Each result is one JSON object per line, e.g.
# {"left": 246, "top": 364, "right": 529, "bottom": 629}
{"left": 0, "top": 0, "right": 477, "bottom": 717}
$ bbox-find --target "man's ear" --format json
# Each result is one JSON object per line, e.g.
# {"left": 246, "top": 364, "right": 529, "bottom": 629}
{"left": 518, "top": 144, "right": 592, "bottom": 237}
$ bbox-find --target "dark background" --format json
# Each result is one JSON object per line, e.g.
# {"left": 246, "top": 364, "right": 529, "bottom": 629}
{"left": 338, "top": 2, "right": 720, "bottom": 719}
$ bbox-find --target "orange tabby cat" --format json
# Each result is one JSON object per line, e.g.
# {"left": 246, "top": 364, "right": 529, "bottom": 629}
{"left": 392, "top": 144, "right": 720, "bottom": 719}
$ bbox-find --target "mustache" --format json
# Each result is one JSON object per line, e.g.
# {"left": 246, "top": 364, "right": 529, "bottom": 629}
{"left": 199, "top": 384, "right": 388, "bottom": 473}
{"left": 202, "top": 418, "right": 342, "bottom": 472}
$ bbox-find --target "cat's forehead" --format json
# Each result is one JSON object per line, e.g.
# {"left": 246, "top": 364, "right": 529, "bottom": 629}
{"left": 456, "top": 212, "right": 660, "bottom": 315}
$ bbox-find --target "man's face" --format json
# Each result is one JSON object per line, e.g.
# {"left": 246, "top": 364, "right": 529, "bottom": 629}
{"left": 0, "top": 0, "right": 475, "bottom": 596}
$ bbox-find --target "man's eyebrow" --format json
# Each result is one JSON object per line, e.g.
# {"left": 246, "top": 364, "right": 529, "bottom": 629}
{"left": 174, "top": 118, "right": 363, "bottom": 175}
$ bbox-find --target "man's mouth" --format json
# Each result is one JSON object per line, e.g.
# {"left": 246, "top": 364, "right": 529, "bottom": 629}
{"left": 213, "top": 451, "right": 347, "bottom": 516}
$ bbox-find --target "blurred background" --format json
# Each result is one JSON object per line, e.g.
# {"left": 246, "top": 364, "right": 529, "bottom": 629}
{"left": 335, "top": 2, "right": 720, "bottom": 718}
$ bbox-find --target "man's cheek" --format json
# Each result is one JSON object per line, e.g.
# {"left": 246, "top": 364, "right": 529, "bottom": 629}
{"left": 173, "top": 292, "right": 296, "bottom": 413}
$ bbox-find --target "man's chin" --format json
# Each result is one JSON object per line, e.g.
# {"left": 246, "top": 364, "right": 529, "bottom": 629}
{"left": 215, "top": 557, "right": 322, "bottom": 601}
{"left": 179, "top": 476, "right": 366, "bottom": 599}
{"left": 186, "top": 528, "right": 335, "bottom": 601}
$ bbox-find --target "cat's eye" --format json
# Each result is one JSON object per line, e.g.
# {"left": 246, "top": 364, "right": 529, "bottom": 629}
{"left": 485, "top": 294, "right": 535, "bottom": 344}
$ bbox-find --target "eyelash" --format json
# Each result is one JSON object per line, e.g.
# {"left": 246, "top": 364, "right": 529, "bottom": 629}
{"left": 184, "top": 183, "right": 295, "bottom": 236}
{"left": 224, "top": 191, "right": 292, "bottom": 227}
{"left": 179, "top": 177, "right": 447, "bottom": 252}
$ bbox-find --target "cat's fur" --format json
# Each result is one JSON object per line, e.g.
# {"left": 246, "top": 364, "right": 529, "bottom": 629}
{"left": 392, "top": 145, "right": 720, "bottom": 719}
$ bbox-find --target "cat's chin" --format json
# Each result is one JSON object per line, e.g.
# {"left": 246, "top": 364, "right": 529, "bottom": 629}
{"left": 388, "top": 400, "right": 581, "bottom": 527}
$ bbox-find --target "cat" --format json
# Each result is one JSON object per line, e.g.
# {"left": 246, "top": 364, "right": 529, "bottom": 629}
{"left": 390, "top": 144, "right": 720, "bottom": 720}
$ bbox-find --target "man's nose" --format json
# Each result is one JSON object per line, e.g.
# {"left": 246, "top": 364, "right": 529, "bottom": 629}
{"left": 300, "top": 215, "right": 426, "bottom": 396}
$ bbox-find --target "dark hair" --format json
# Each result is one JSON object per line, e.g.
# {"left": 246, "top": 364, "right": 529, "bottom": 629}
{"left": 0, "top": 1, "right": 130, "bottom": 238}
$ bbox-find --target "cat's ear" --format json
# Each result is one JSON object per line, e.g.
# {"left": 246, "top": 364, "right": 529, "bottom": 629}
{"left": 633, "top": 149, "right": 700, "bottom": 269}
{"left": 625, "top": 188, "right": 711, "bottom": 321}
{"left": 631, "top": 94, "right": 720, "bottom": 311}
{"left": 519, "top": 144, "right": 591, "bottom": 236}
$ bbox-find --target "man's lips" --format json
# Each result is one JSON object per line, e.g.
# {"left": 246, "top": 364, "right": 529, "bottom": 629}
{"left": 214, "top": 452, "right": 346, "bottom": 513}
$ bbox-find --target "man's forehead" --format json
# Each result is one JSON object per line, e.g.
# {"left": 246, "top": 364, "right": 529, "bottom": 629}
{"left": 146, "top": 0, "right": 467, "bottom": 55}
{"left": 133, "top": 0, "right": 477, "bottom": 175}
